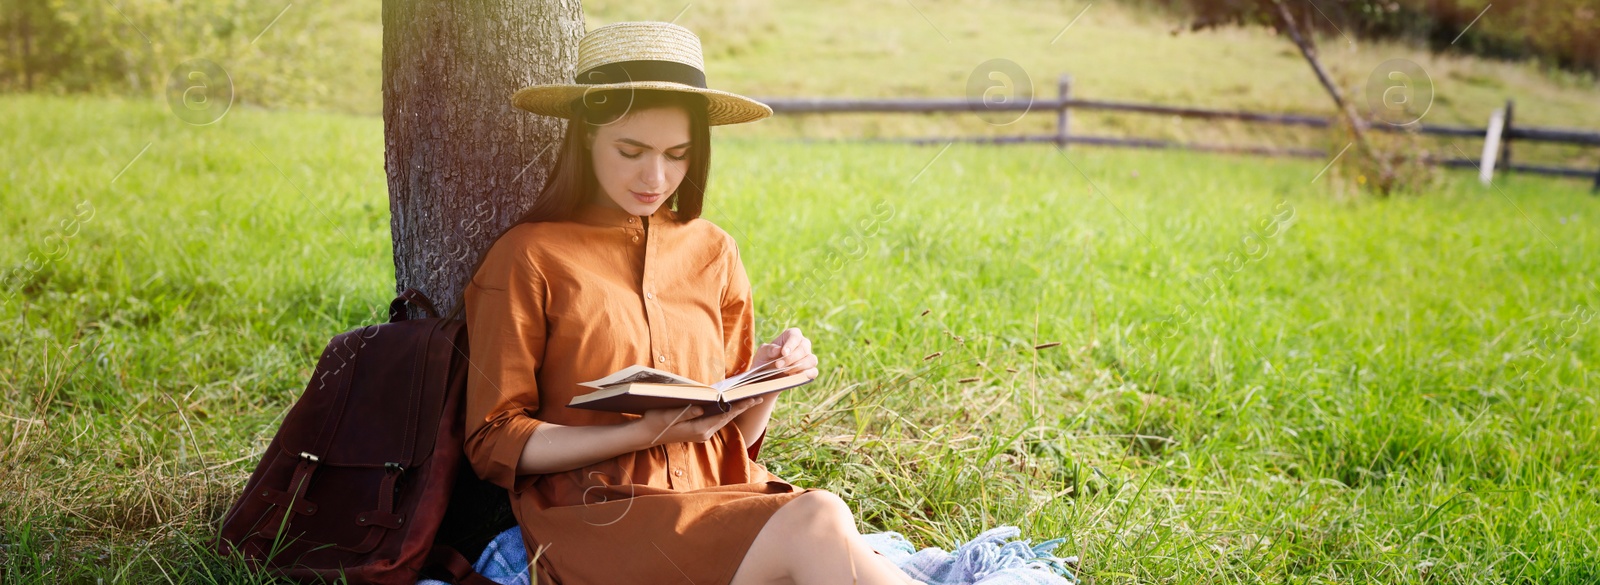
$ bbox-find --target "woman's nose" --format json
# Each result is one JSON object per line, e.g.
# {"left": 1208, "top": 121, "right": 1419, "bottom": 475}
{"left": 639, "top": 157, "right": 667, "bottom": 190}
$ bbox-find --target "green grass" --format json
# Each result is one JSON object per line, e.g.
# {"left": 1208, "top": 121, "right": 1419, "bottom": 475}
{"left": 2, "top": 93, "right": 1598, "bottom": 583}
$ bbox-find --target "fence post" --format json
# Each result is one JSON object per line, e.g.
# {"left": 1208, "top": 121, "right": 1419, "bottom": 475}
{"left": 1500, "top": 99, "right": 1514, "bottom": 178}
{"left": 1592, "top": 161, "right": 1599, "bottom": 194}
{"left": 1057, "top": 74, "right": 1073, "bottom": 149}
{"left": 1480, "top": 107, "right": 1505, "bottom": 186}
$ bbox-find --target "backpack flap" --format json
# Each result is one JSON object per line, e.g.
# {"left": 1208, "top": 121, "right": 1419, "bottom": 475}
{"left": 249, "top": 319, "right": 455, "bottom": 555}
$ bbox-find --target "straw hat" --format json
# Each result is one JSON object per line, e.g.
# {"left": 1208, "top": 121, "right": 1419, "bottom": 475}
{"left": 511, "top": 21, "right": 772, "bottom": 126}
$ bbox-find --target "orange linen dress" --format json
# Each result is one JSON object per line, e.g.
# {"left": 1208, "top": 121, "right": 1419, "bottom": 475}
{"left": 461, "top": 200, "right": 812, "bottom": 585}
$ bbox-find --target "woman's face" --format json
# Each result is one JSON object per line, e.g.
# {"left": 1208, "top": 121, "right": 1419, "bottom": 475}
{"left": 586, "top": 105, "right": 692, "bottom": 216}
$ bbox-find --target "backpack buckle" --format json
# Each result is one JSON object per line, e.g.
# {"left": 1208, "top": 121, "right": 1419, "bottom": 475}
{"left": 385, "top": 462, "right": 405, "bottom": 475}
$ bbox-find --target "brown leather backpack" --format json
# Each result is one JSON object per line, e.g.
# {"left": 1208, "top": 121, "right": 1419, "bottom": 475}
{"left": 215, "top": 289, "right": 510, "bottom": 584}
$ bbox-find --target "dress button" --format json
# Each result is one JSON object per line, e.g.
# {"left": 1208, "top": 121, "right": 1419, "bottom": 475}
{"left": 631, "top": 235, "right": 640, "bottom": 243}
{"left": 645, "top": 292, "right": 654, "bottom": 299}
{"left": 673, "top": 469, "right": 683, "bottom": 477}
{"left": 627, "top": 217, "right": 635, "bottom": 223}
{"left": 658, "top": 354, "right": 668, "bottom": 362}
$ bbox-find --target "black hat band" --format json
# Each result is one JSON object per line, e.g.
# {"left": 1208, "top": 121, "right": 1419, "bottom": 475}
{"left": 575, "top": 59, "right": 708, "bottom": 89}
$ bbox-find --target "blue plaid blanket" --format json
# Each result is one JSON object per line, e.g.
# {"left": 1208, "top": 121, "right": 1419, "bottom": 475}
{"left": 418, "top": 524, "right": 1076, "bottom": 585}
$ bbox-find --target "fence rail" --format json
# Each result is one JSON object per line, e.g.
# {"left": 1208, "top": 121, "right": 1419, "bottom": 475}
{"left": 755, "top": 75, "right": 1600, "bottom": 191}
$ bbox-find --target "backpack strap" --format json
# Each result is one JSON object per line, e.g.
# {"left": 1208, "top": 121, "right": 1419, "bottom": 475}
{"left": 356, "top": 321, "right": 434, "bottom": 529}
{"left": 258, "top": 452, "right": 323, "bottom": 534}
{"left": 390, "top": 288, "right": 441, "bottom": 322}
{"left": 426, "top": 544, "right": 502, "bottom": 585}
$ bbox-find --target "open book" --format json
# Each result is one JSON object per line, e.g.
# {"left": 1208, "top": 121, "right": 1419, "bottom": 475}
{"left": 568, "top": 357, "right": 813, "bottom": 415}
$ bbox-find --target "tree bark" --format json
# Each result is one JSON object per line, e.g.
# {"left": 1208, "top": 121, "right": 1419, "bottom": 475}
{"left": 383, "top": 0, "right": 584, "bottom": 319}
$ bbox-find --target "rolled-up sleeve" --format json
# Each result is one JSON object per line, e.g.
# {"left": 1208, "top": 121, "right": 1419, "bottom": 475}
{"left": 462, "top": 240, "right": 548, "bottom": 495}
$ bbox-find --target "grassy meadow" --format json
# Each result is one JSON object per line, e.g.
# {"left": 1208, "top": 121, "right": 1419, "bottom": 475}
{"left": 15, "top": 0, "right": 1600, "bottom": 167}
{"left": 1, "top": 91, "right": 1597, "bottom": 583}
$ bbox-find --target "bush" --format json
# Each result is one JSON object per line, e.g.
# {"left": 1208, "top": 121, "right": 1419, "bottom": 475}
{"left": 0, "top": 0, "right": 381, "bottom": 113}
{"left": 1157, "top": 0, "right": 1600, "bottom": 74}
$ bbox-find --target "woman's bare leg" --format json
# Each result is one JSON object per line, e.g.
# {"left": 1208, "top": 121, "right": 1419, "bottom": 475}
{"left": 729, "top": 490, "right": 924, "bottom": 585}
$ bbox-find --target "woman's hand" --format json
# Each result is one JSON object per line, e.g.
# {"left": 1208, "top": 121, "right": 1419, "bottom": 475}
{"left": 633, "top": 397, "right": 765, "bottom": 448}
{"left": 752, "top": 327, "right": 819, "bottom": 380}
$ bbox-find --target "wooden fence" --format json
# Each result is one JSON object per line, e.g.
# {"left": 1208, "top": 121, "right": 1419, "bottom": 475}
{"left": 756, "top": 75, "right": 1600, "bottom": 191}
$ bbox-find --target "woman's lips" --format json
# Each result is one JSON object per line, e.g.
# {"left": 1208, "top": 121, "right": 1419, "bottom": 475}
{"left": 631, "top": 191, "right": 662, "bottom": 203}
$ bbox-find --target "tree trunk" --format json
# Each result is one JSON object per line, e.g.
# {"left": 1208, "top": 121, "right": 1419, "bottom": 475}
{"left": 1268, "top": 0, "right": 1395, "bottom": 191}
{"left": 383, "top": 0, "right": 584, "bottom": 320}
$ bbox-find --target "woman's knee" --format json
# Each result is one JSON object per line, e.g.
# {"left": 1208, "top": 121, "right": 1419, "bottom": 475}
{"left": 733, "top": 490, "right": 857, "bottom": 585}
{"left": 779, "top": 489, "right": 857, "bottom": 535}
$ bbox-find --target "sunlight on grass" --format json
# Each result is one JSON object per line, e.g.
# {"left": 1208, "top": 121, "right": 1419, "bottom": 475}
{"left": 1, "top": 94, "right": 1596, "bottom": 583}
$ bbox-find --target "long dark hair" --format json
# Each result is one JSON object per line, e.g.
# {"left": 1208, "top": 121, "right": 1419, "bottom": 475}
{"left": 443, "top": 88, "right": 713, "bottom": 321}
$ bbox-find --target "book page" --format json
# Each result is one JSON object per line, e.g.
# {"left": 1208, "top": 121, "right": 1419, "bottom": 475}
{"left": 579, "top": 364, "right": 703, "bottom": 389}
{"left": 710, "top": 354, "right": 792, "bottom": 391}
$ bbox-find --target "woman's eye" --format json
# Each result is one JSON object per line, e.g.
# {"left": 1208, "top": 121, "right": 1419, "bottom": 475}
{"left": 618, "top": 149, "right": 686, "bottom": 161}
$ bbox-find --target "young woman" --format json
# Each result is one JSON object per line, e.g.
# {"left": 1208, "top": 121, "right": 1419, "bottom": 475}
{"left": 457, "top": 21, "right": 924, "bottom": 585}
